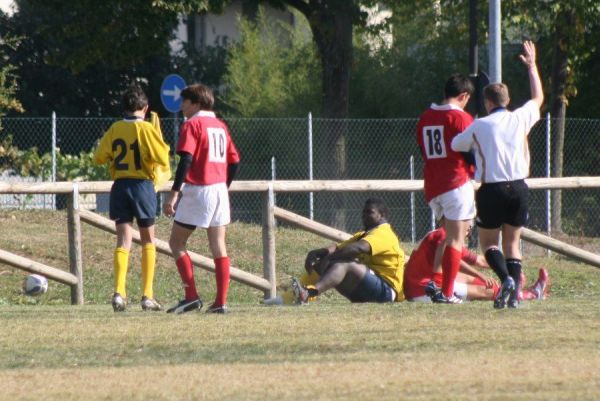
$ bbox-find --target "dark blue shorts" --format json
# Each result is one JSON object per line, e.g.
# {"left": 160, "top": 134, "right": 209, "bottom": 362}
{"left": 348, "top": 269, "right": 395, "bottom": 303}
{"left": 109, "top": 178, "right": 156, "bottom": 227}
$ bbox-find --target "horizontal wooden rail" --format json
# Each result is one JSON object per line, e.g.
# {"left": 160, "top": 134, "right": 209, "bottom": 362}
{"left": 3, "top": 177, "right": 600, "bottom": 194}
{"left": 274, "top": 206, "right": 351, "bottom": 242}
{"left": 0, "top": 249, "right": 79, "bottom": 285}
{"left": 78, "top": 209, "right": 271, "bottom": 292}
{"left": 521, "top": 228, "right": 600, "bottom": 269}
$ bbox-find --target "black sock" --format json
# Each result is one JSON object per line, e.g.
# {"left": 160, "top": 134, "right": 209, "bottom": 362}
{"left": 485, "top": 248, "right": 509, "bottom": 282}
{"left": 506, "top": 259, "right": 522, "bottom": 289}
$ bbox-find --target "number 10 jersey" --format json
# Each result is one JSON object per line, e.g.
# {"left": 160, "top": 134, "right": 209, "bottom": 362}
{"left": 177, "top": 111, "right": 240, "bottom": 186}
{"left": 416, "top": 103, "right": 473, "bottom": 202}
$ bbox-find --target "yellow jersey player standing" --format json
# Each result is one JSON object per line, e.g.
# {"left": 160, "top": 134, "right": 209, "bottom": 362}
{"left": 94, "top": 85, "right": 171, "bottom": 312}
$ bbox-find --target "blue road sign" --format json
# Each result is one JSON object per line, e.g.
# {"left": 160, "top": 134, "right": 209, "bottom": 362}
{"left": 160, "top": 74, "right": 187, "bottom": 113}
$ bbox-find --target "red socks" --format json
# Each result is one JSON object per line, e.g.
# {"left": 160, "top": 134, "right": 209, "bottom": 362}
{"left": 214, "top": 256, "right": 230, "bottom": 307}
{"left": 432, "top": 272, "right": 443, "bottom": 288}
{"left": 176, "top": 253, "right": 198, "bottom": 300}
{"left": 442, "top": 246, "right": 462, "bottom": 297}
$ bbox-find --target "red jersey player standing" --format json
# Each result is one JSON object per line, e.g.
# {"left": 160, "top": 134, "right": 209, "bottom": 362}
{"left": 416, "top": 74, "right": 474, "bottom": 304}
{"left": 163, "top": 84, "right": 240, "bottom": 314}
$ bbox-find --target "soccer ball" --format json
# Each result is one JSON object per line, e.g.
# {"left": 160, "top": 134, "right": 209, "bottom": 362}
{"left": 23, "top": 274, "right": 49, "bottom": 296}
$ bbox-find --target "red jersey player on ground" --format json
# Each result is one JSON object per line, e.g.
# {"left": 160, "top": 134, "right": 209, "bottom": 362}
{"left": 416, "top": 74, "right": 475, "bottom": 304}
{"left": 163, "top": 84, "right": 240, "bottom": 314}
{"left": 403, "top": 225, "right": 549, "bottom": 302}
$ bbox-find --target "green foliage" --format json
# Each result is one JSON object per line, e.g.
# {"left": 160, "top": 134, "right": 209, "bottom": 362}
{"left": 0, "top": 16, "right": 23, "bottom": 120}
{"left": 0, "top": 135, "right": 108, "bottom": 180}
{"left": 7, "top": 0, "right": 179, "bottom": 116}
{"left": 222, "top": 8, "right": 320, "bottom": 117}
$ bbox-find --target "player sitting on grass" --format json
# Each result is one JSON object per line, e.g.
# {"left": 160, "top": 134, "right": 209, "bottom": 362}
{"left": 404, "top": 225, "right": 550, "bottom": 303}
{"left": 94, "top": 85, "right": 170, "bottom": 312}
{"left": 291, "top": 198, "right": 405, "bottom": 304}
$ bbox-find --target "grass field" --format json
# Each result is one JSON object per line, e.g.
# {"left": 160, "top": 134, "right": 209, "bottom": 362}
{"left": 1, "top": 210, "right": 600, "bottom": 400}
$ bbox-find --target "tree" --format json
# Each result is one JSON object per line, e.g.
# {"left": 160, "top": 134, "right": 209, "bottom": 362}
{"left": 155, "top": 0, "right": 395, "bottom": 228}
{"left": 504, "top": 0, "right": 600, "bottom": 233}
{"left": 222, "top": 8, "right": 320, "bottom": 117}
{"left": 0, "top": 13, "right": 24, "bottom": 122}
{"left": 7, "top": 0, "right": 180, "bottom": 117}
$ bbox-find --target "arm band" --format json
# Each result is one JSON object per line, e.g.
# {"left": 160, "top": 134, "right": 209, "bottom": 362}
{"left": 171, "top": 152, "right": 193, "bottom": 192}
{"left": 227, "top": 163, "right": 239, "bottom": 188}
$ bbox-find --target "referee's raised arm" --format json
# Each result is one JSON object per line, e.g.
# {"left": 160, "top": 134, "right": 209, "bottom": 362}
{"left": 519, "top": 40, "right": 544, "bottom": 107}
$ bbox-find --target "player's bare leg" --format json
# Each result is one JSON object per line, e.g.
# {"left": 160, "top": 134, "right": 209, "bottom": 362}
{"left": 314, "top": 261, "right": 368, "bottom": 298}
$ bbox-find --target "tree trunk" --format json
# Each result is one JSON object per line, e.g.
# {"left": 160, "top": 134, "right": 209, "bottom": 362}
{"left": 550, "top": 9, "right": 575, "bottom": 234}
{"left": 308, "top": 2, "right": 355, "bottom": 229}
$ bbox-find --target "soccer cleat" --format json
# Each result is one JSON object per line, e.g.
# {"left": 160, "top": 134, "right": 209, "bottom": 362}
{"left": 494, "top": 276, "right": 516, "bottom": 309}
{"left": 206, "top": 304, "right": 229, "bottom": 314}
{"left": 112, "top": 293, "right": 126, "bottom": 312}
{"left": 531, "top": 268, "right": 550, "bottom": 300}
{"left": 291, "top": 277, "right": 309, "bottom": 304}
{"left": 424, "top": 280, "right": 441, "bottom": 299}
{"left": 141, "top": 296, "right": 163, "bottom": 311}
{"left": 507, "top": 293, "right": 519, "bottom": 309}
{"left": 431, "top": 292, "right": 463, "bottom": 304}
{"left": 166, "top": 298, "right": 203, "bottom": 314}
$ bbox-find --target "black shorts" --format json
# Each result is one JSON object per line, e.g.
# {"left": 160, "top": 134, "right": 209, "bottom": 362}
{"left": 475, "top": 179, "right": 528, "bottom": 229}
{"left": 347, "top": 269, "right": 395, "bottom": 303}
{"left": 109, "top": 178, "right": 156, "bottom": 227}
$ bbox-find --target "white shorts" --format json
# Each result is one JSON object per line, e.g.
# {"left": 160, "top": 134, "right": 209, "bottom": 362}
{"left": 174, "top": 183, "right": 231, "bottom": 228}
{"left": 429, "top": 181, "right": 476, "bottom": 221}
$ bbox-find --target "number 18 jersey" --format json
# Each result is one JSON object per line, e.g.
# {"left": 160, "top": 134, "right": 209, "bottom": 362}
{"left": 416, "top": 103, "right": 473, "bottom": 202}
{"left": 177, "top": 111, "right": 240, "bottom": 186}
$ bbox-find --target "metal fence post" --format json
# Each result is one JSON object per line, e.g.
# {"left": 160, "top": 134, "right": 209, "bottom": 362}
{"left": 51, "top": 111, "right": 57, "bottom": 209}
{"left": 546, "top": 112, "right": 552, "bottom": 256}
{"left": 410, "top": 155, "right": 415, "bottom": 244}
{"left": 308, "top": 112, "right": 314, "bottom": 220}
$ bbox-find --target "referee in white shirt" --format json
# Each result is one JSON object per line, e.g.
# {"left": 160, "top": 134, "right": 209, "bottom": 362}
{"left": 451, "top": 40, "right": 544, "bottom": 309}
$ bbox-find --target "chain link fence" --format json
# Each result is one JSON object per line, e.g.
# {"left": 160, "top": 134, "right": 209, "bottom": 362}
{"left": 2, "top": 114, "right": 600, "bottom": 249}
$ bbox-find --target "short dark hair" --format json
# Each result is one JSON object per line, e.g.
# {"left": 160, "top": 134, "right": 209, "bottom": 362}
{"left": 444, "top": 74, "right": 474, "bottom": 99}
{"left": 180, "top": 84, "right": 215, "bottom": 110}
{"left": 364, "top": 197, "right": 388, "bottom": 218}
{"left": 483, "top": 83, "right": 510, "bottom": 107}
{"left": 122, "top": 85, "right": 148, "bottom": 113}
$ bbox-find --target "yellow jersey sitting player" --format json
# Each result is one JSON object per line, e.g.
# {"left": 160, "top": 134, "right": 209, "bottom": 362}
{"left": 288, "top": 198, "right": 405, "bottom": 304}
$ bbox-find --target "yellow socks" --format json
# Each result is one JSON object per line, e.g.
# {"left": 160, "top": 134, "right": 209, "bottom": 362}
{"left": 114, "top": 247, "right": 129, "bottom": 297}
{"left": 300, "top": 270, "right": 320, "bottom": 287}
{"left": 141, "top": 243, "right": 156, "bottom": 299}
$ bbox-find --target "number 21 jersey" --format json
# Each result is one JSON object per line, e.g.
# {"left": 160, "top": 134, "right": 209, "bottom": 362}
{"left": 416, "top": 103, "right": 473, "bottom": 202}
{"left": 177, "top": 111, "right": 240, "bottom": 186}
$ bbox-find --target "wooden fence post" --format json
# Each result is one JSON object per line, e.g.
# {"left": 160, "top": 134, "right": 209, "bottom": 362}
{"left": 66, "top": 184, "right": 84, "bottom": 305}
{"left": 262, "top": 183, "right": 276, "bottom": 299}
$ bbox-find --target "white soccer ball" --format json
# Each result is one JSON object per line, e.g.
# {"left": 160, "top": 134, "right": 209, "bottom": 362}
{"left": 23, "top": 274, "right": 49, "bottom": 296}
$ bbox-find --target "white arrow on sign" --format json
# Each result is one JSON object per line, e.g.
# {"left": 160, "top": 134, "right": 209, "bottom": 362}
{"left": 162, "top": 85, "right": 182, "bottom": 101}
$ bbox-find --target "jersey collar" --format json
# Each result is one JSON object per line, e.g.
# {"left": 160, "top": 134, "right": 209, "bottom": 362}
{"left": 191, "top": 110, "right": 216, "bottom": 118}
{"left": 123, "top": 115, "right": 144, "bottom": 122}
{"left": 489, "top": 106, "right": 507, "bottom": 114}
{"left": 430, "top": 103, "right": 463, "bottom": 112}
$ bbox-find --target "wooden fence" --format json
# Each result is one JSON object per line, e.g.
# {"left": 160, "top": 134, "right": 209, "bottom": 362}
{"left": 2, "top": 177, "right": 600, "bottom": 305}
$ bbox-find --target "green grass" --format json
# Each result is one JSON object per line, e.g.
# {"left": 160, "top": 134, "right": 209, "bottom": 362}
{"left": 1, "top": 210, "right": 600, "bottom": 400}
